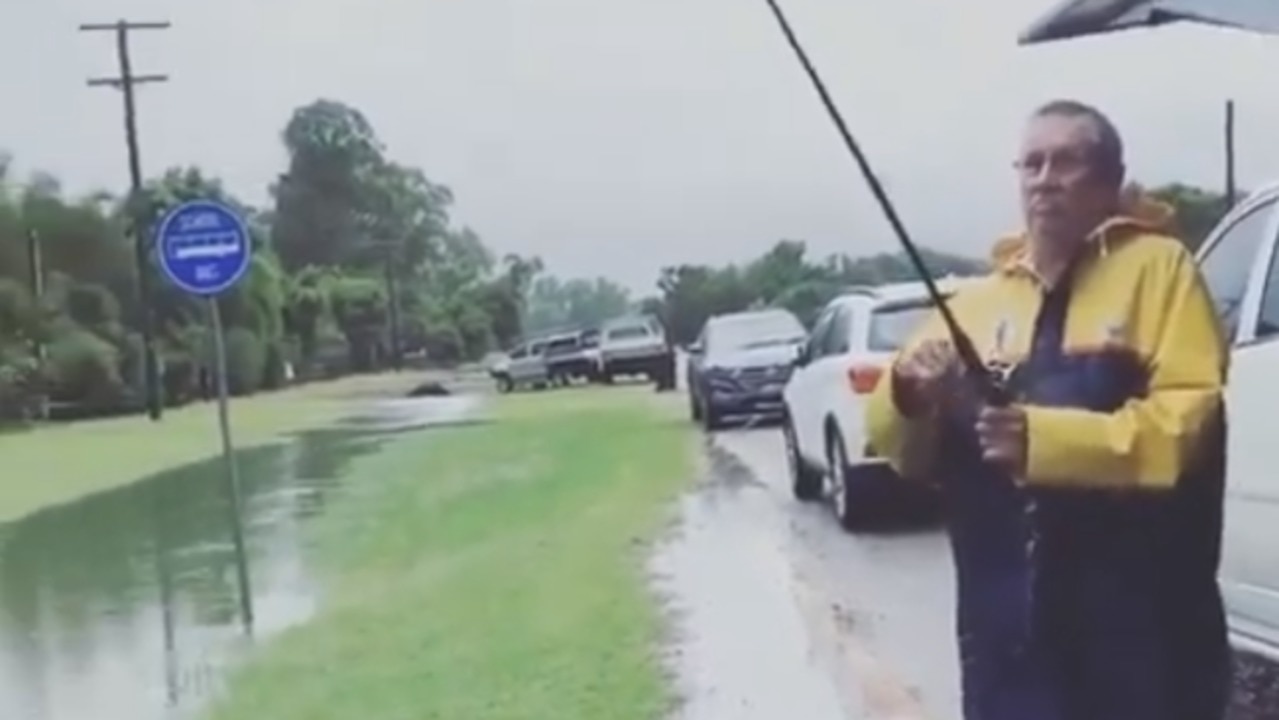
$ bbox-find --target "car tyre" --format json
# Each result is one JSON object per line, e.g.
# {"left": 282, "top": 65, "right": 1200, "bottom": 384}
{"left": 827, "top": 428, "right": 869, "bottom": 532}
{"left": 495, "top": 375, "right": 513, "bottom": 394}
{"left": 701, "top": 401, "right": 725, "bottom": 432}
{"left": 689, "top": 391, "right": 703, "bottom": 422}
{"left": 785, "top": 418, "right": 822, "bottom": 502}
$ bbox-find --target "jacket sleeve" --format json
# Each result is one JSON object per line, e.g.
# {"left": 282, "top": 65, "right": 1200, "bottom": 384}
{"left": 1022, "top": 247, "right": 1228, "bottom": 490}
{"left": 864, "top": 312, "right": 946, "bottom": 482}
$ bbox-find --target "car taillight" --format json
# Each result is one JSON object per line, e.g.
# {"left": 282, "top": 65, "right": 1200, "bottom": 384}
{"left": 847, "top": 364, "right": 883, "bottom": 395}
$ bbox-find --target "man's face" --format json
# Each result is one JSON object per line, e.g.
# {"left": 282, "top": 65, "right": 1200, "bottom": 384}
{"left": 1016, "top": 113, "right": 1119, "bottom": 247}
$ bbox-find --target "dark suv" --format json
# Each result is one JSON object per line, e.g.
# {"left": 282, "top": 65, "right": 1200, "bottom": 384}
{"left": 686, "top": 308, "right": 806, "bottom": 430}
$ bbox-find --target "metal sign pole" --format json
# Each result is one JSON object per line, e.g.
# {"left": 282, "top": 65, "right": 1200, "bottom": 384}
{"left": 156, "top": 198, "right": 257, "bottom": 638}
{"left": 208, "top": 298, "right": 255, "bottom": 636}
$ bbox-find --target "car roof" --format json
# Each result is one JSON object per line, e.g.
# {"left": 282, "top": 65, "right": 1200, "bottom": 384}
{"left": 707, "top": 308, "right": 798, "bottom": 325}
{"left": 603, "top": 316, "right": 657, "bottom": 331}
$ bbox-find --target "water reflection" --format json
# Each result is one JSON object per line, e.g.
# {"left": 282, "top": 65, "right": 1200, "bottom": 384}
{"left": 0, "top": 427, "right": 386, "bottom": 720}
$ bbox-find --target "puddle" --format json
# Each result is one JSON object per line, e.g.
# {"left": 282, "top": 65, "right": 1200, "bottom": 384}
{"left": 0, "top": 395, "right": 483, "bottom": 720}
{"left": 650, "top": 445, "right": 852, "bottom": 720}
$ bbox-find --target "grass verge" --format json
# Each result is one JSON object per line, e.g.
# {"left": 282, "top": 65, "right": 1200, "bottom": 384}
{"left": 206, "top": 388, "right": 694, "bottom": 720}
{"left": 0, "top": 372, "right": 426, "bottom": 524}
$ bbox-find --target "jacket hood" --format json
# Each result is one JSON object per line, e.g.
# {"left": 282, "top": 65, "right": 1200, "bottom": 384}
{"left": 990, "top": 192, "right": 1177, "bottom": 272}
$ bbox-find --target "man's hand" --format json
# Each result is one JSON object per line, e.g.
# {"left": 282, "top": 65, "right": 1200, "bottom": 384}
{"left": 975, "top": 405, "right": 1028, "bottom": 476}
{"left": 892, "top": 338, "right": 960, "bottom": 416}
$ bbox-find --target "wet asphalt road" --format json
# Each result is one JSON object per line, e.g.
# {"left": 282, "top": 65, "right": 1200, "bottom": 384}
{"left": 655, "top": 423, "right": 960, "bottom": 720}
{"left": 712, "top": 427, "right": 962, "bottom": 720}
{"left": 670, "top": 421, "right": 1279, "bottom": 720}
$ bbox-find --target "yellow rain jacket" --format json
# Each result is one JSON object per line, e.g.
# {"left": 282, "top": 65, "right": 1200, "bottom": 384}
{"left": 865, "top": 196, "right": 1231, "bottom": 720}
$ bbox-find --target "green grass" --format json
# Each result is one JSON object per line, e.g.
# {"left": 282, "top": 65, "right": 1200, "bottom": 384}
{"left": 207, "top": 388, "right": 694, "bottom": 720}
{"left": 0, "top": 372, "right": 427, "bottom": 523}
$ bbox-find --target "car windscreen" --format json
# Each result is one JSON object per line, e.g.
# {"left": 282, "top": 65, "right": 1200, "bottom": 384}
{"left": 708, "top": 313, "right": 805, "bottom": 351}
{"left": 867, "top": 301, "right": 939, "bottom": 352}
{"left": 606, "top": 325, "right": 651, "bottom": 341}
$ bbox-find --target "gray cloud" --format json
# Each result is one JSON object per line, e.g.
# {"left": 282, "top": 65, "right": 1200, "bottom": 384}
{"left": 4, "top": 0, "right": 1278, "bottom": 293}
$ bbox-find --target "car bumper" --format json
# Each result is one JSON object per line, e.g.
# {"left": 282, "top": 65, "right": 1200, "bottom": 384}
{"left": 707, "top": 387, "right": 787, "bottom": 416}
{"left": 604, "top": 354, "right": 669, "bottom": 373}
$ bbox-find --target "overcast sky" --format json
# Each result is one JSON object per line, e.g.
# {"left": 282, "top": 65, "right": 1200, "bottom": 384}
{"left": 4, "top": 0, "right": 1279, "bottom": 293}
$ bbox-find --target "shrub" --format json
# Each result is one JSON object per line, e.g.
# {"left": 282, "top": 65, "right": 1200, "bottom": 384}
{"left": 45, "top": 328, "right": 127, "bottom": 409}
{"left": 223, "top": 327, "right": 266, "bottom": 396}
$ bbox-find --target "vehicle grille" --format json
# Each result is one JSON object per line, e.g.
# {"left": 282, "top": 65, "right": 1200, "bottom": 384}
{"left": 710, "top": 364, "right": 791, "bottom": 392}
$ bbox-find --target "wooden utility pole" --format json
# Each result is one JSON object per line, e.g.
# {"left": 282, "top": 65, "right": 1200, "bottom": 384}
{"left": 80, "top": 19, "right": 170, "bottom": 421}
{"left": 1224, "top": 99, "right": 1237, "bottom": 208}
{"left": 26, "top": 228, "right": 49, "bottom": 421}
{"left": 382, "top": 243, "right": 404, "bottom": 372}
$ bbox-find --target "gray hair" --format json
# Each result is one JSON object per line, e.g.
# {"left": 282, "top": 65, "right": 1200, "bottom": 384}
{"left": 1031, "top": 99, "right": 1125, "bottom": 186}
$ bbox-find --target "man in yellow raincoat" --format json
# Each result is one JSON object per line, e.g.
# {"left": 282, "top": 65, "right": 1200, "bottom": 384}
{"left": 865, "top": 99, "right": 1230, "bottom": 720}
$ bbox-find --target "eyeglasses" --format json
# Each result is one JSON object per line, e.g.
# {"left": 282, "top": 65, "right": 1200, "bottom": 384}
{"left": 1012, "top": 149, "right": 1093, "bottom": 181}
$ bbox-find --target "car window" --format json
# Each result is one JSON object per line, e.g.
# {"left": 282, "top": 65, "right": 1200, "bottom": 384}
{"left": 546, "top": 337, "right": 578, "bottom": 355}
{"left": 529, "top": 342, "right": 546, "bottom": 355}
{"left": 806, "top": 306, "right": 837, "bottom": 359}
{"left": 868, "top": 301, "right": 936, "bottom": 352}
{"left": 510, "top": 345, "right": 527, "bottom": 359}
{"left": 607, "top": 325, "right": 651, "bottom": 341}
{"left": 706, "top": 312, "right": 805, "bottom": 352}
{"left": 1254, "top": 228, "right": 1279, "bottom": 341}
{"left": 821, "top": 306, "right": 853, "bottom": 356}
{"left": 1197, "top": 198, "right": 1277, "bottom": 342}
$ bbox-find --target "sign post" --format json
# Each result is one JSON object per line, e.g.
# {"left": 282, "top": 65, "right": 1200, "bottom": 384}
{"left": 155, "top": 199, "right": 255, "bottom": 635}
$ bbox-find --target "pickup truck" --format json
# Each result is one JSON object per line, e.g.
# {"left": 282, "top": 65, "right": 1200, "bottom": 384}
{"left": 488, "top": 338, "right": 549, "bottom": 392}
{"left": 597, "top": 316, "right": 675, "bottom": 390}
{"left": 543, "top": 329, "right": 601, "bottom": 385}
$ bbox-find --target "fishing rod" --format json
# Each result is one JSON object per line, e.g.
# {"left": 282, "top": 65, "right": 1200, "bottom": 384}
{"left": 761, "top": 0, "right": 1010, "bottom": 405}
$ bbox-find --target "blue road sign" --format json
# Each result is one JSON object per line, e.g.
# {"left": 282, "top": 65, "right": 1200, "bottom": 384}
{"left": 155, "top": 199, "right": 252, "bottom": 296}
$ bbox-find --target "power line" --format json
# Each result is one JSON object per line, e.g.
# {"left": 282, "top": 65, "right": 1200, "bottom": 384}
{"left": 79, "top": 20, "right": 171, "bottom": 421}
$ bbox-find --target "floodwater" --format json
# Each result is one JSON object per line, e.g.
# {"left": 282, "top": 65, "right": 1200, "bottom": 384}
{"left": 0, "top": 395, "right": 483, "bottom": 720}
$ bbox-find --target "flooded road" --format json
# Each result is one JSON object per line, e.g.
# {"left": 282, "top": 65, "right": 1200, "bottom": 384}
{"left": 0, "top": 395, "right": 482, "bottom": 720}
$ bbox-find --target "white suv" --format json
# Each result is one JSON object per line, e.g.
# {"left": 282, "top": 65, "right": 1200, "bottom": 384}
{"left": 781, "top": 278, "right": 966, "bottom": 531}
{"left": 1193, "top": 180, "right": 1279, "bottom": 666}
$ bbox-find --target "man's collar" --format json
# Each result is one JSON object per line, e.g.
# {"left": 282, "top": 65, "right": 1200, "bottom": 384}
{"left": 990, "top": 194, "right": 1177, "bottom": 280}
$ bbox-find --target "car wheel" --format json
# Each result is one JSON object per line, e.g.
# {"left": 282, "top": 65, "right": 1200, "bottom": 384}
{"left": 701, "top": 400, "right": 725, "bottom": 432}
{"left": 826, "top": 428, "right": 868, "bottom": 532}
{"left": 785, "top": 418, "right": 822, "bottom": 502}
{"left": 601, "top": 369, "right": 615, "bottom": 385}
{"left": 655, "top": 357, "right": 676, "bottom": 392}
{"left": 495, "top": 375, "right": 513, "bottom": 394}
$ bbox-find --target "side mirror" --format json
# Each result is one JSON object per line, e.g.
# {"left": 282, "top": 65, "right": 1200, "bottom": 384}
{"left": 686, "top": 341, "right": 704, "bottom": 355}
{"left": 793, "top": 344, "right": 810, "bottom": 367}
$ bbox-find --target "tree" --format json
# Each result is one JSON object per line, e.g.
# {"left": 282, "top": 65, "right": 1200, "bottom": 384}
{"left": 271, "top": 100, "right": 387, "bottom": 272}
{"left": 648, "top": 240, "right": 984, "bottom": 345}
{"left": 1144, "top": 183, "right": 1233, "bottom": 253}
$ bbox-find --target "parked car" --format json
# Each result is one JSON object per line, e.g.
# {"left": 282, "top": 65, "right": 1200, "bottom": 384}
{"left": 1192, "top": 180, "right": 1279, "bottom": 666}
{"left": 782, "top": 278, "right": 966, "bottom": 530}
{"left": 597, "top": 316, "right": 675, "bottom": 389}
{"left": 544, "top": 329, "right": 601, "bottom": 385}
{"left": 490, "top": 338, "right": 549, "bottom": 392}
{"left": 686, "top": 308, "right": 806, "bottom": 430}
